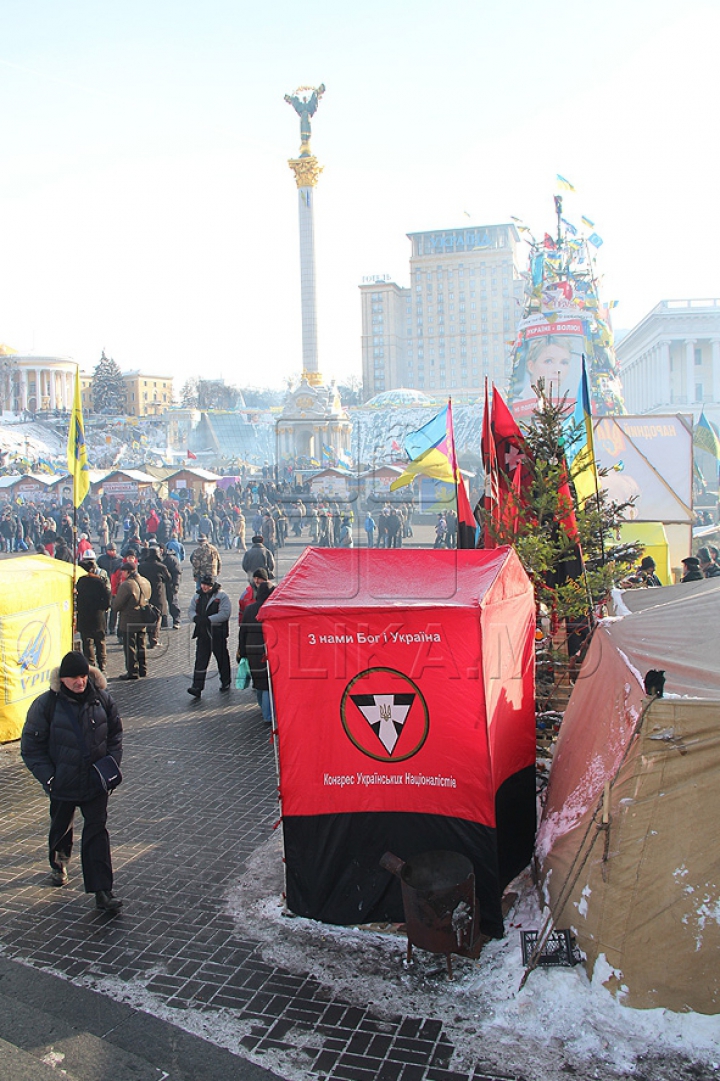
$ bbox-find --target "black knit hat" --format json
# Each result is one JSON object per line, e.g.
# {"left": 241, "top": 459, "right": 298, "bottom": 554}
{"left": 253, "top": 568, "right": 269, "bottom": 580}
{"left": 59, "top": 651, "right": 90, "bottom": 679}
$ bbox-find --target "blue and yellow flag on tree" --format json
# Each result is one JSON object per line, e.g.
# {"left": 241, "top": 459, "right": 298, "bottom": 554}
{"left": 390, "top": 406, "right": 456, "bottom": 491}
{"left": 694, "top": 410, "right": 720, "bottom": 461}
{"left": 564, "top": 357, "right": 598, "bottom": 504}
{"left": 67, "top": 367, "right": 90, "bottom": 507}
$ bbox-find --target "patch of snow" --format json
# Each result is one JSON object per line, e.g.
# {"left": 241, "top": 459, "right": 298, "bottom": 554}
{"left": 576, "top": 884, "right": 591, "bottom": 919}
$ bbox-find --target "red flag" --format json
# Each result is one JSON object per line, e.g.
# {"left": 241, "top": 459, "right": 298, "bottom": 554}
{"left": 447, "top": 400, "right": 477, "bottom": 548}
{"left": 491, "top": 385, "right": 534, "bottom": 539}
{"left": 481, "top": 379, "right": 500, "bottom": 547}
{"left": 557, "top": 465, "right": 578, "bottom": 542}
{"left": 186, "top": 449, "right": 197, "bottom": 460}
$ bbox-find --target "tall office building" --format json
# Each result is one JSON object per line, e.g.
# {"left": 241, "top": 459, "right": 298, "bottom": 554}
{"left": 360, "top": 223, "right": 524, "bottom": 401}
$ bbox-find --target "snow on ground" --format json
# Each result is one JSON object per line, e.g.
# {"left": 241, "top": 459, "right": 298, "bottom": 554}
{"left": 0, "top": 420, "right": 66, "bottom": 460}
{"left": 15, "top": 830, "right": 720, "bottom": 1081}
{"left": 219, "top": 833, "right": 720, "bottom": 1081}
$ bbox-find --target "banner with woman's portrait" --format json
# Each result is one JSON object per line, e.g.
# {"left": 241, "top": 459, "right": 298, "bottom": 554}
{"left": 509, "top": 314, "right": 586, "bottom": 419}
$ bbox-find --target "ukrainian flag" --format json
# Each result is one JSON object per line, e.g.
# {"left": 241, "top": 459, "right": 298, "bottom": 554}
{"left": 694, "top": 410, "right": 720, "bottom": 460}
{"left": 556, "top": 174, "right": 576, "bottom": 192}
{"left": 565, "top": 358, "right": 598, "bottom": 503}
{"left": 67, "top": 367, "right": 90, "bottom": 507}
{"left": 390, "top": 407, "right": 455, "bottom": 491}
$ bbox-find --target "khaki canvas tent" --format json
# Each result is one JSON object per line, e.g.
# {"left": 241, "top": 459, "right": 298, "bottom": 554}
{"left": 536, "top": 578, "right": 720, "bottom": 1013}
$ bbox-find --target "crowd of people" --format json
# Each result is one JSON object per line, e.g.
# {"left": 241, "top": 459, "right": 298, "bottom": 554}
{"left": 10, "top": 472, "right": 720, "bottom": 916}
{"left": 619, "top": 546, "right": 720, "bottom": 588}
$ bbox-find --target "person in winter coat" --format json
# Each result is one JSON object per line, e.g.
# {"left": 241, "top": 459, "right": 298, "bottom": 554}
{"left": 680, "top": 556, "right": 704, "bottom": 583}
{"left": 138, "top": 545, "right": 171, "bottom": 646}
{"left": 144, "top": 508, "right": 160, "bottom": 540}
{"left": 76, "top": 558, "right": 111, "bottom": 670}
{"left": 237, "top": 580, "right": 275, "bottom": 723}
{"left": 261, "top": 512, "right": 276, "bottom": 553}
{"left": 337, "top": 517, "right": 353, "bottom": 547}
{"left": 364, "top": 511, "right": 376, "bottom": 548}
{"left": 111, "top": 563, "right": 152, "bottom": 680}
{"left": 190, "top": 534, "right": 222, "bottom": 584}
{"left": 187, "top": 574, "right": 232, "bottom": 698}
{"left": 161, "top": 543, "right": 182, "bottom": 628}
{"left": 20, "top": 651, "right": 123, "bottom": 913}
{"left": 77, "top": 533, "right": 93, "bottom": 560}
{"left": 166, "top": 531, "right": 185, "bottom": 563}
{"left": 233, "top": 512, "right": 246, "bottom": 550}
{"left": 241, "top": 536, "right": 275, "bottom": 581}
{"left": 54, "top": 537, "right": 74, "bottom": 563}
{"left": 97, "top": 543, "right": 123, "bottom": 634}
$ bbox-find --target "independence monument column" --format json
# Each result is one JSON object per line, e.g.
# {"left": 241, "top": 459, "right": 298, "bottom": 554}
{"left": 285, "top": 84, "right": 325, "bottom": 387}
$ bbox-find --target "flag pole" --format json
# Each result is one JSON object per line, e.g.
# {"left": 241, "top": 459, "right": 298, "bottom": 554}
{"left": 583, "top": 354, "right": 605, "bottom": 567}
{"left": 67, "top": 363, "right": 90, "bottom": 643}
{"left": 449, "top": 397, "right": 458, "bottom": 543}
{"left": 70, "top": 366, "right": 79, "bottom": 639}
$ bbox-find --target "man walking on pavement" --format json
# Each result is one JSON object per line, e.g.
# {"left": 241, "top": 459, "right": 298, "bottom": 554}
{"left": 242, "top": 534, "right": 275, "bottom": 582}
{"left": 21, "top": 651, "right": 124, "bottom": 913}
{"left": 76, "top": 555, "right": 111, "bottom": 672}
{"left": 97, "top": 542, "right": 123, "bottom": 636}
{"left": 190, "top": 532, "right": 222, "bottom": 585}
{"left": 161, "top": 541, "right": 182, "bottom": 628}
{"left": 187, "top": 574, "right": 232, "bottom": 698}
{"left": 138, "top": 542, "right": 171, "bottom": 647}
{"left": 111, "top": 561, "right": 152, "bottom": 681}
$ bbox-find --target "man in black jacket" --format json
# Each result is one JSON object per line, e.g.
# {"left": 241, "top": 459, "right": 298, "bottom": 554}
{"left": 241, "top": 535, "right": 275, "bottom": 581}
{"left": 187, "top": 575, "right": 232, "bottom": 698}
{"left": 237, "top": 580, "right": 275, "bottom": 722}
{"left": 138, "top": 543, "right": 171, "bottom": 647}
{"left": 97, "top": 543, "right": 123, "bottom": 634}
{"left": 76, "top": 557, "right": 111, "bottom": 671}
{"left": 21, "top": 651, "right": 124, "bottom": 913}
{"left": 161, "top": 543, "right": 182, "bottom": 629}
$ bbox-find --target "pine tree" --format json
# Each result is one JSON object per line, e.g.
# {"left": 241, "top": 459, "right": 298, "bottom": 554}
{"left": 91, "top": 351, "right": 126, "bottom": 414}
{"left": 181, "top": 378, "right": 198, "bottom": 408}
{"left": 0, "top": 353, "right": 18, "bottom": 411}
{"left": 181, "top": 378, "right": 243, "bottom": 410}
{"left": 479, "top": 384, "right": 641, "bottom": 624}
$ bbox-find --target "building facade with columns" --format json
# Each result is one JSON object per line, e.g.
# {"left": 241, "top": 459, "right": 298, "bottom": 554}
{"left": 0, "top": 352, "right": 173, "bottom": 417}
{"left": 0, "top": 353, "right": 78, "bottom": 414}
{"left": 616, "top": 299, "right": 720, "bottom": 426}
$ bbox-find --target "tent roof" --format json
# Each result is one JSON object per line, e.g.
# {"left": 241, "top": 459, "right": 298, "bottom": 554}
{"left": 0, "top": 474, "right": 57, "bottom": 489}
{"left": 260, "top": 546, "right": 530, "bottom": 613}
{"left": 606, "top": 578, "right": 720, "bottom": 698}
{"left": 308, "top": 467, "right": 352, "bottom": 479}
{"left": 166, "top": 467, "right": 220, "bottom": 481}
{"left": 98, "top": 468, "right": 158, "bottom": 483}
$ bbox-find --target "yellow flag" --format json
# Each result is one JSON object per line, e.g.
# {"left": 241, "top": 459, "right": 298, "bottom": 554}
{"left": 67, "top": 367, "right": 90, "bottom": 507}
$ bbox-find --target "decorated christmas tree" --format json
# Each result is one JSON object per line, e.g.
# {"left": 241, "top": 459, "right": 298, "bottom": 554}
{"left": 508, "top": 190, "right": 625, "bottom": 419}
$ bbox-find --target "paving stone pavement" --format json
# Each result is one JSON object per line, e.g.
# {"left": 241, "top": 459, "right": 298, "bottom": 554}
{"left": 0, "top": 535, "right": 523, "bottom": 1081}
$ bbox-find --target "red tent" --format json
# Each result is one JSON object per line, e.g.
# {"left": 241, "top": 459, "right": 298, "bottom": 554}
{"left": 259, "top": 546, "right": 536, "bottom": 935}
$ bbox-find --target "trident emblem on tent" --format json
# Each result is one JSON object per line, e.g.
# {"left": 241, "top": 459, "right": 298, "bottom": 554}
{"left": 340, "top": 667, "right": 429, "bottom": 762}
{"left": 351, "top": 694, "right": 415, "bottom": 756}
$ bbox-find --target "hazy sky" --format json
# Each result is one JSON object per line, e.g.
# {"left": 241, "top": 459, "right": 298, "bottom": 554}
{"left": 1, "top": 0, "right": 718, "bottom": 391}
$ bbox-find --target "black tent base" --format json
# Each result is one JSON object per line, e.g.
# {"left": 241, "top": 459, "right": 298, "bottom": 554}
{"left": 283, "top": 811, "right": 512, "bottom": 938}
